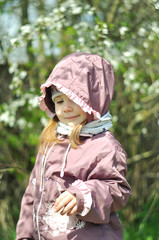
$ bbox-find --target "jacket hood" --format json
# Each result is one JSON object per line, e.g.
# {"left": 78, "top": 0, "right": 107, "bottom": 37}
{"left": 39, "top": 52, "right": 115, "bottom": 120}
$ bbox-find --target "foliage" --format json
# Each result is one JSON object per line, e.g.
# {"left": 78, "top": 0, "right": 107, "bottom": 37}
{"left": 0, "top": 0, "right": 159, "bottom": 239}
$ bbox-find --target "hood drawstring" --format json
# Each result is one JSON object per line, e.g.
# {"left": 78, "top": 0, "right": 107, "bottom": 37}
{"left": 60, "top": 143, "right": 71, "bottom": 178}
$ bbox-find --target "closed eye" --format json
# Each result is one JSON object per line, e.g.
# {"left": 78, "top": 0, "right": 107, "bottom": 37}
{"left": 56, "top": 100, "right": 64, "bottom": 104}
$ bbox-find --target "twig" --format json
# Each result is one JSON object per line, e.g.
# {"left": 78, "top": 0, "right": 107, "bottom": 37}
{"left": 127, "top": 151, "right": 152, "bottom": 165}
{"left": 139, "top": 191, "right": 159, "bottom": 233}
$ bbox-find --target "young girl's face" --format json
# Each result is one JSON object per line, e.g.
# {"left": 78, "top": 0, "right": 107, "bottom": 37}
{"left": 54, "top": 94, "right": 87, "bottom": 127}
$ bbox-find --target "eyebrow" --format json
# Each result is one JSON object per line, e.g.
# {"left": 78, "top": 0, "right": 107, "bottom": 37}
{"left": 54, "top": 95, "right": 63, "bottom": 101}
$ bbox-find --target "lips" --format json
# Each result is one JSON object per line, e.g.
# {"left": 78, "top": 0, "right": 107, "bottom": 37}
{"left": 65, "top": 115, "right": 79, "bottom": 120}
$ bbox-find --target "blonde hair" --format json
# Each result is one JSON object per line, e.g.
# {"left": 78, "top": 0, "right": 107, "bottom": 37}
{"left": 39, "top": 117, "right": 85, "bottom": 153}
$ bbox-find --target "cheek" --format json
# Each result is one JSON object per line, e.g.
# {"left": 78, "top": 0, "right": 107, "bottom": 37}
{"left": 76, "top": 106, "right": 87, "bottom": 119}
{"left": 55, "top": 107, "right": 61, "bottom": 117}
{"left": 81, "top": 112, "right": 87, "bottom": 121}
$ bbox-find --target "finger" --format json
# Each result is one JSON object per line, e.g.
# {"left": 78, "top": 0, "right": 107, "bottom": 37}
{"left": 54, "top": 192, "right": 68, "bottom": 207}
{"left": 55, "top": 192, "right": 75, "bottom": 212}
{"left": 55, "top": 196, "right": 70, "bottom": 212}
{"left": 60, "top": 198, "right": 77, "bottom": 215}
{"left": 67, "top": 205, "right": 78, "bottom": 216}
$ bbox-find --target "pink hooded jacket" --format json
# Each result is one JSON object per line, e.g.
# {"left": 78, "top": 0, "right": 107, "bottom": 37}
{"left": 16, "top": 53, "right": 131, "bottom": 240}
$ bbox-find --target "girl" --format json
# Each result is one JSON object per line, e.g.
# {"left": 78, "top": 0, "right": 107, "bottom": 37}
{"left": 16, "top": 52, "right": 131, "bottom": 240}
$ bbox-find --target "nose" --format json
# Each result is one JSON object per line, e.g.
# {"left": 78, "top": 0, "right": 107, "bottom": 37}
{"left": 63, "top": 103, "right": 73, "bottom": 112}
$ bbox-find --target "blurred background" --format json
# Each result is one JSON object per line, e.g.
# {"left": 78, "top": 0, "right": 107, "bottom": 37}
{"left": 0, "top": 0, "right": 159, "bottom": 239}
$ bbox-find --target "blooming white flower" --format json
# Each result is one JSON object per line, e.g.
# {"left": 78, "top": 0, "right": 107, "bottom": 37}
{"left": 0, "top": 111, "right": 10, "bottom": 123}
{"left": 59, "top": 6, "right": 66, "bottom": 12}
{"left": 132, "top": 82, "right": 140, "bottom": 91}
{"left": 138, "top": 27, "right": 147, "bottom": 37}
{"left": 143, "top": 42, "right": 149, "bottom": 48}
{"left": 119, "top": 26, "right": 128, "bottom": 36}
{"left": 124, "top": 0, "right": 132, "bottom": 9}
{"left": 148, "top": 80, "right": 159, "bottom": 94}
{"left": 112, "top": 115, "right": 118, "bottom": 123}
{"left": 102, "top": 27, "right": 108, "bottom": 35}
{"left": 40, "top": 117, "right": 48, "bottom": 127}
{"left": 17, "top": 118, "right": 27, "bottom": 129}
{"left": 10, "top": 38, "right": 18, "bottom": 46}
{"left": 21, "top": 24, "right": 32, "bottom": 34}
{"left": 151, "top": 21, "right": 159, "bottom": 34}
{"left": 19, "top": 71, "right": 27, "bottom": 79}
{"left": 28, "top": 96, "right": 39, "bottom": 108}
{"left": 9, "top": 63, "right": 18, "bottom": 74}
{"left": 154, "top": 2, "right": 159, "bottom": 9}
{"left": 141, "top": 128, "right": 147, "bottom": 135}
{"left": 72, "top": 7, "right": 82, "bottom": 15}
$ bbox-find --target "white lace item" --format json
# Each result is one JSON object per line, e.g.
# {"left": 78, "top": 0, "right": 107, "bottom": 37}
{"left": 43, "top": 205, "right": 85, "bottom": 237}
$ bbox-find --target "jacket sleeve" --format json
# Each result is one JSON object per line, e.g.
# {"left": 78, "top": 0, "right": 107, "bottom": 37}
{"left": 67, "top": 149, "right": 131, "bottom": 224}
{"left": 16, "top": 165, "right": 36, "bottom": 240}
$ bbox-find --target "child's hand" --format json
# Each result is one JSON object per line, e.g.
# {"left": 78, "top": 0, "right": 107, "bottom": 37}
{"left": 54, "top": 191, "right": 77, "bottom": 216}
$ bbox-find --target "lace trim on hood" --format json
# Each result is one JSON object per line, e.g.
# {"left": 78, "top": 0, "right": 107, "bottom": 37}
{"left": 39, "top": 82, "right": 101, "bottom": 119}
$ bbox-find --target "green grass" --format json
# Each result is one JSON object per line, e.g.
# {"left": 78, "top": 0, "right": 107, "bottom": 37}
{"left": 0, "top": 227, "right": 16, "bottom": 240}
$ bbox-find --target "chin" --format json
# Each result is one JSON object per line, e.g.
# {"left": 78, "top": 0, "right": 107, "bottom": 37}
{"left": 67, "top": 122, "right": 78, "bottom": 127}
{"left": 68, "top": 124, "right": 76, "bottom": 127}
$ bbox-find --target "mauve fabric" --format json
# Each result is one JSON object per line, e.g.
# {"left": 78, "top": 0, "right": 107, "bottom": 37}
{"left": 16, "top": 53, "right": 131, "bottom": 239}
{"left": 16, "top": 132, "right": 131, "bottom": 240}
